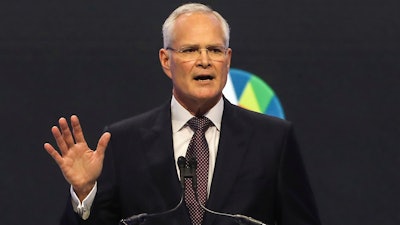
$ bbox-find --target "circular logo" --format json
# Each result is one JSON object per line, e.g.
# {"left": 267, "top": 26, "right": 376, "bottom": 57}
{"left": 223, "top": 68, "right": 285, "bottom": 119}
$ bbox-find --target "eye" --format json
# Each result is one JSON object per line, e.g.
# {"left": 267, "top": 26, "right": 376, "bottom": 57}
{"left": 180, "top": 47, "right": 198, "bottom": 53}
{"left": 208, "top": 47, "right": 224, "bottom": 54}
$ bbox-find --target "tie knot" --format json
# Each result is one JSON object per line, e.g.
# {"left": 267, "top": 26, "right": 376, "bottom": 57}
{"left": 187, "top": 116, "right": 213, "bottom": 132}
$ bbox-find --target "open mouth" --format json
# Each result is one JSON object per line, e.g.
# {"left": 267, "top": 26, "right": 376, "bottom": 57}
{"left": 194, "top": 75, "right": 214, "bottom": 81}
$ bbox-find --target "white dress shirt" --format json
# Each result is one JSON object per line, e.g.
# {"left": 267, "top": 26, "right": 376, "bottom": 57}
{"left": 71, "top": 96, "right": 224, "bottom": 220}
{"left": 171, "top": 96, "right": 223, "bottom": 194}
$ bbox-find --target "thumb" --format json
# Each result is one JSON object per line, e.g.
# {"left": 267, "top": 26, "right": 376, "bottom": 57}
{"left": 96, "top": 132, "right": 111, "bottom": 156}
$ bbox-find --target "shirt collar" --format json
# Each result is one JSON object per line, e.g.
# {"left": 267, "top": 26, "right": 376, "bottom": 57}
{"left": 171, "top": 95, "right": 224, "bottom": 133}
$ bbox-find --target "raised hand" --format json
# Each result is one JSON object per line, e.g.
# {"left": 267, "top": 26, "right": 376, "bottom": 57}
{"left": 44, "top": 115, "right": 111, "bottom": 201}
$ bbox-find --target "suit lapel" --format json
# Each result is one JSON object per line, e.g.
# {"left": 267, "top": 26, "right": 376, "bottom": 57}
{"left": 140, "top": 102, "right": 190, "bottom": 224}
{"left": 138, "top": 99, "right": 253, "bottom": 225}
{"left": 204, "top": 100, "right": 254, "bottom": 225}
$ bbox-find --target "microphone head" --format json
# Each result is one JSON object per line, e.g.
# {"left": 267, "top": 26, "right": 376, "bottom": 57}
{"left": 177, "top": 156, "right": 187, "bottom": 169}
{"left": 120, "top": 213, "right": 148, "bottom": 225}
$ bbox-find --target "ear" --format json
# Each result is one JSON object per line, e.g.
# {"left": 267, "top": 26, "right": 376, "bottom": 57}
{"left": 226, "top": 48, "right": 232, "bottom": 68}
{"left": 159, "top": 48, "right": 172, "bottom": 79}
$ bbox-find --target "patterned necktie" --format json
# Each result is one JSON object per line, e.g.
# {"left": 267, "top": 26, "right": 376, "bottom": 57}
{"left": 185, "top": 116, "right": 213, "bottom": 225}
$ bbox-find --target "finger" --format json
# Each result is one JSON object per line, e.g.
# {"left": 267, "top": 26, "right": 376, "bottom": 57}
{"left": 59, "top": 117, "right": 75, "bottom": 147}
{"left": 51, "top": 126, "right": 69, "bottom": 156}
{"left": 44, "top": 143, "right": 64, "bottom": 166}
{"left": 71, "top": 115, "right": 87, "bottom": 144}
{"left": 95, "top": 132, "right": 111, "bottom": 157}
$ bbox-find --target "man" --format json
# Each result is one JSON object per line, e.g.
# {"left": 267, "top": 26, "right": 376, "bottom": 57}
{"left": 44, "top": 3, "right": 321, "bottom": 225}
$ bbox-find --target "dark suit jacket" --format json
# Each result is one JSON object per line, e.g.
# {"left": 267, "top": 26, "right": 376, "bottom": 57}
{"left": 61, "top": 99, "right": 321, "bottom": 225}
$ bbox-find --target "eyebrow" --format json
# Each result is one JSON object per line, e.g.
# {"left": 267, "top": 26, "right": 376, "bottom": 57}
{"left": 179, "top": 44, "right": 226, "bottom": 48}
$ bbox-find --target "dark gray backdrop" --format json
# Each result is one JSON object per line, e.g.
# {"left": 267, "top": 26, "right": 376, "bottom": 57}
{"left": 1, "top": 1, "right": 399, "bottom": 225}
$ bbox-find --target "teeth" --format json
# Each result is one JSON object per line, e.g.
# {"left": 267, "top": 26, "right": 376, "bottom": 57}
{"left": 195, "top": 75, "right": 213, "bottom": 80}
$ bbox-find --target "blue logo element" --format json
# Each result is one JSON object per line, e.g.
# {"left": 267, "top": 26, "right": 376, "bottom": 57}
{"left": 223, "top": 68, "right": 285, "bottom": 119}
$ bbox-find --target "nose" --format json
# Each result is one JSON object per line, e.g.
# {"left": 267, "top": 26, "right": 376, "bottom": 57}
{"left": 197, "top": 49, "right": 211, "bottom": 68}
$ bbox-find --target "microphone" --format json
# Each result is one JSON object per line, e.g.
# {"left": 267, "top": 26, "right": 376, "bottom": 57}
{"left": 189, "top": 159, "right": 268, "bottom": 225}
{"left": 119, "top": 156, "right": 193, "bottom": 225}
{"left": 179, "top": 156, "right": 197, "bottom": 186}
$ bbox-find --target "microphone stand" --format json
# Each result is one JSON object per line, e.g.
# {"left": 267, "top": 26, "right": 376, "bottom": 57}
{"left": 119, "top": 157, "right": 192, "bottom": 225}
{"left": 119, "top": 197, "right": 184, "bottom": 225}
{"left": 190, "top": 159, "right": 268, "bottom": 225}
{"left": 120, "top": 156, "right": 268, "bottom": 225}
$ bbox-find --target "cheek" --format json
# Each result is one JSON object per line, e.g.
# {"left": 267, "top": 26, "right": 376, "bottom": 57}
{"left": 171, "top": 60, "right": 191, "bottom": 73}
{"left": 220, "top": 67, "right": 229, "bottom": 83}
{"left": 170, "top": 69, "right": 190, "bottom": 88}
{"left": 220, "top": 74, "right": 228, "bottom": 89}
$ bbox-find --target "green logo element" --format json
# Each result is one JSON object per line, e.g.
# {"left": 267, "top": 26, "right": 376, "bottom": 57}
{"left": 223, "top": 68, "right": 285, "bottom": 119}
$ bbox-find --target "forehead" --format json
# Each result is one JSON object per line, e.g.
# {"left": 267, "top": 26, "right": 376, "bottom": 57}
{"left": 171, "top": 12, "right": 225, "bottom": 46}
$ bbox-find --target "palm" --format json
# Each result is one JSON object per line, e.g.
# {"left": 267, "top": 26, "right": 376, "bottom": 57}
{"left": 44, "top": 115, "right": 111, "bottom": 196}
{"left": 59, "top": 142, "right": 102, "bottom": 187}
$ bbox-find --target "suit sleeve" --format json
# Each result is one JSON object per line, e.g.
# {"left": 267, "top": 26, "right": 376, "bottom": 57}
{"left": 60, "top": 128, "right": 121, "bottom": 225}
{"left": 277, "top": 125, "right": 321, "bottom": 225}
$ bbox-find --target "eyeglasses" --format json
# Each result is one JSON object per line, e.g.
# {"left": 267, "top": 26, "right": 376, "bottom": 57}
{"left": 166, "top": 46, "right": 228, "bottom": 61}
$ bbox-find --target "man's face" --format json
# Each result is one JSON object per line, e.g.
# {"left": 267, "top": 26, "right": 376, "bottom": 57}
{"left": 160, "top": 12, "right": 232, "bottom": 112}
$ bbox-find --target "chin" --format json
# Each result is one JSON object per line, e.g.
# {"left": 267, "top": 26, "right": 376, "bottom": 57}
{"left": 195, "top": 92, "right": 221, "bottom": 102}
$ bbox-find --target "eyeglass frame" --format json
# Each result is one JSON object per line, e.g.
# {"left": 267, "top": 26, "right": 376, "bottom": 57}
{"left": 165, "top": 45, "right": 229, "bottom": 61}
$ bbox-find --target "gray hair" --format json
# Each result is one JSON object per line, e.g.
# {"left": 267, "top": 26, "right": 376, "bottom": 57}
{"left": 162, "top": 3, "right": 230, "bottom": 48}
